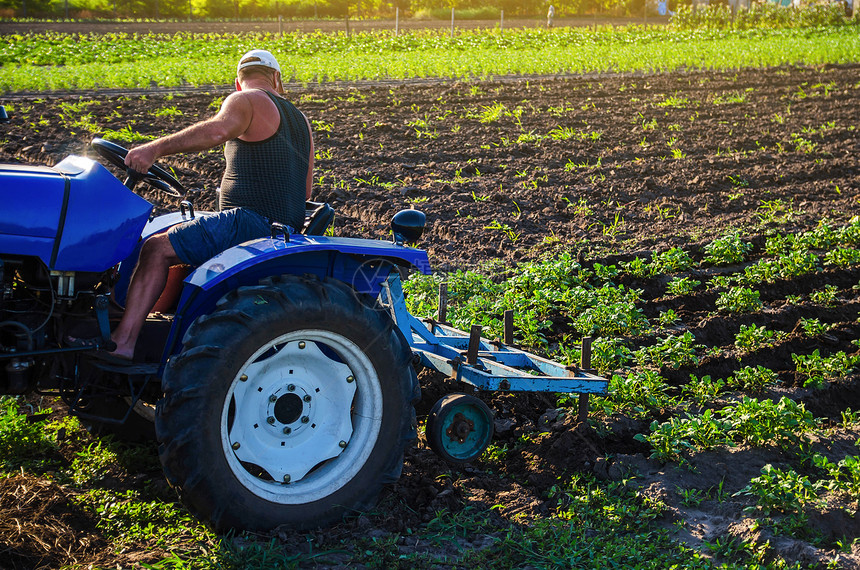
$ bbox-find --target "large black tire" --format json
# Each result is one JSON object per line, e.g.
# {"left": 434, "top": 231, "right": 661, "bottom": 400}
{"left": 156, "top": 274, "right": 419, "bottom": 532}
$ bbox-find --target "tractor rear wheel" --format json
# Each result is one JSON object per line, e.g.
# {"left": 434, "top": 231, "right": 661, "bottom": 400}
{"left": 156, "top": 275, "right": 418, "bottom": 532}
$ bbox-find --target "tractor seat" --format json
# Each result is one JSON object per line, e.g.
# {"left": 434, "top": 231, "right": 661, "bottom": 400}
{"left": 302, "top": 201, "right": 335, "bottom": 236}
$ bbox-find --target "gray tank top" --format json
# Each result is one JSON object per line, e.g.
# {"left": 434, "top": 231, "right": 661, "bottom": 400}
{"left": 219, "top": 91, "right": 310, "bottom": 231}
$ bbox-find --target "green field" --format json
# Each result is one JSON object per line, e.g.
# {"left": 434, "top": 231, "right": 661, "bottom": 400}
{"left": 0, "top": 24, "right": 859, "bottom": 91}
{"left": 2, "top": 9, "right": 860, "bottom": 569}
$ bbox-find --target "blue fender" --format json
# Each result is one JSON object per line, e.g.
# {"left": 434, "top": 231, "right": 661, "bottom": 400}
{"left": 160, "top": 233, "right": 432, "bottom": 362}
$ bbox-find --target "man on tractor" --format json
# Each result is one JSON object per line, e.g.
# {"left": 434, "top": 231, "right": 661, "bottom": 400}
{"left": 67, "top": 49, "right": 314, "bottom": 361}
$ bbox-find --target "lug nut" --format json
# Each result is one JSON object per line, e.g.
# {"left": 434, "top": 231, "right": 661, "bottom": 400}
{"left": 269, "top": 395, "right": 277, "bottom": 403}
{"left": 287, "top": 384, "right": 296, "bottom": 392}
{"left": 303, "top": 395, "right": 312, "bottom": 403}
{"left": 267, "top": 416, "right": 275, "bottom": 425}
{"left": 232, "top": 442, "right": 240, "bottom": 450}
{"left": 283, "top": 427, "right": 292, "bottom": 435}
{"left": 301, "top": 416, "right": 310, "bottom": 424}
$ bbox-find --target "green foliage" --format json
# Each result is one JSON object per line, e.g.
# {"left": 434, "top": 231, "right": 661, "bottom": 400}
{"left": 70, "top": 439, "right": 121, "bottom": 485}
{"left": 728, "top": 365, "right": 780, "bottom": 392}
{"left": 738, "top": 250, "right": 820, "bottom": 285}
{"left": 649, "top": 247, "right": 694, "bottom": 275}
{"left": 657, "top": 309, "right": 680, "bottom": 326}
{"left": 572, "top": 285, "right": 650, "bottom": 336}
{"left": 798, "top": 317, "right": 830, "bottom": 337}
{"left": 703, "top": 232, "right": 752, "bottom": 266}
{"left": 153, "top": 105, "right": 183, "bottom": 118}
{"left": 4, "top": 26, "right": 859, "bottom": 91}
{"left": 635, "top": 331, "right": 701, "bottom": 369}
{"left": 665, "top": 276, "right": 700, "bottom": 296}
{"left": 681, "top": 374, "right": 725, "bottom": 406}
{"left": 102, "top": 124, "right": 156, "bottom": 143}
{"left": 814, "top": 454, "right": 860, "bottom": 496}
{"left": 792, "top": 349, "right": 860, "bottom": 389}
{"left": 72, "top": 488, "right": 208, "bottom": 544}
{"left": 636, "top": 396, "right": 817, "bottom": 462}
{"left": 520, "top": 474, "right": 715, "bottom": 568}
{"left": 824, "top": 247, "right": 860, "bottom": 268}
{"left": 620, "top": 256, "right": 649, "bottom": 278}
{"left": 590, "top": 336, "right": 634, "bottom": 374}
{"left": 479, "top": 101, "right": 508, "bottom": 124}
{"left": 734, "top": 323, "right": 785, "bottom": 351}
{"left": 0, "top": 397, "right": 59, "bottom": 471}
{"left": 776, "top": 250, "right": 821, "bottom": 278}
{"left": 716, "top": 286, "right": 762, "bottom": 313}
{"left": 597, "top": 370, "right": 677, "bottom": 418}
{"left": 726, "top": 396, "right": 817, "bottom": 448}
{"left": 551, "top": 473, "right": 667, "bottom": 530}
{"left": 757, "top": 198, "right": 803, "bottom": 225}
{"left": 634, "top": 409, "right": 733, "bottom": 463}
{"left": 404, "top": 252, "right": 651, "bottom": 350}
{"left": 672, "top": 3, "right": 853, "bottom": 31}
{"left": 809, "top": 284, "right": 839, "bottom": 306}
{"left": 798, "top": 220, "right": 841, "bottom": 250}
{"left": 736, "top": 464, "right": 823, "bottom": 518}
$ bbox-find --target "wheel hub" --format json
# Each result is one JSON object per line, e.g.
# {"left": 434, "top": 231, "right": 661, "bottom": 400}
{"left": 273, "top": 393, "right": 303, "bottom": 425}
{"left": 226, "top": 339, "right": 358, "bottom": 484}
{"left": 446, "top": 412, "right": 475, "bottom": 443}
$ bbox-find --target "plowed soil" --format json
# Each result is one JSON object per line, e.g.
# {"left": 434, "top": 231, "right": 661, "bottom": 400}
{"left": 2, "top": 62, "right": 860, "bottom": 568}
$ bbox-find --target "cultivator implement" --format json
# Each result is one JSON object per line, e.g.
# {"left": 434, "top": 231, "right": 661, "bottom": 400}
{"left": 381, "top": 272, "right": 609, "bottom": 463}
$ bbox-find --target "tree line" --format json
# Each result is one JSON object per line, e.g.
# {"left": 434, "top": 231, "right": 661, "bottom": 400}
{"left": 1, "top": 0, "right": 651, "bottom": 21}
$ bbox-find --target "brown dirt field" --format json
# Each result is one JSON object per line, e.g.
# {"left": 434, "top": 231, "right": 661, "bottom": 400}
{"left": 2, "top": 63, "right": 860, "bottom": 568}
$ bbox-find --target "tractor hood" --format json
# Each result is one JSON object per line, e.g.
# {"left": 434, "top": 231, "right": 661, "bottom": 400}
{"left": 0, "top": 155, "right": 153, "bottom": 272}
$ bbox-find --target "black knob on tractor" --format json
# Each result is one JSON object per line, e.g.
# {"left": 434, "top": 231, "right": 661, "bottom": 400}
{"left": 391, "top": 209, "right": 426, "bottom": 245}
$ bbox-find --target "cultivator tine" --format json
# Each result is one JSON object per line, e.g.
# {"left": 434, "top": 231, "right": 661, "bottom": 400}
{"left": 388, "top": 272, "right": 607, "bottom": 404}
{"left": 437, "top": 282, "right": 449, "bottom": 324}
{"left": 467, "top": 325, "right": 482, "bottom": 365}
{"left": 578, "top": 337, "right": 593, "bottom": 423}
{"left": 503, "top": 310, "right": 514, "bottom": 346}
{"left": 581, "top": 336, "right": 593, "bottom": 369}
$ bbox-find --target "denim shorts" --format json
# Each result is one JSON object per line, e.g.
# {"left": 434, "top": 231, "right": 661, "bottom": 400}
{"left": 167, "top": 207, "right": 274, "bottom": 267}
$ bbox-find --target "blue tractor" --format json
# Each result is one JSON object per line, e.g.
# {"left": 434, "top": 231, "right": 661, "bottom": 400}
{"left": 0, "top": 107, "right": 607, "bottom": 532}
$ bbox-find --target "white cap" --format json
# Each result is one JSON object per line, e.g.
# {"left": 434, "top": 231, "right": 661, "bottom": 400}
{"left": 237, "top": 49, "right": 281, "bottom": 74}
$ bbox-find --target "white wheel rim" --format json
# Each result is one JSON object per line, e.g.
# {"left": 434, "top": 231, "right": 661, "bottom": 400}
{"left": 220, "top": 330, "right": 383, "bottom": 504}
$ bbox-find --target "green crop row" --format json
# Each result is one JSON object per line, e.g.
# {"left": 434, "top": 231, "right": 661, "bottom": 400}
{"left": 634, "top": 396, "right": 817, "bottom": 462}
{"left": 0, "top": 24, "right": 858, "bottom": 91}
{"left": 405, "top": 216, "right": 860, "bottom": 353}
{"left": 672, "top": 3, "right": 853, "bottom": 30}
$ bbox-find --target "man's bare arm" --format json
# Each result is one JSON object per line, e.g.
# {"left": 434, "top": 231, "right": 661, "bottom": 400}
{"left": 125, "top": 93, "right": 254, "bottom": 173}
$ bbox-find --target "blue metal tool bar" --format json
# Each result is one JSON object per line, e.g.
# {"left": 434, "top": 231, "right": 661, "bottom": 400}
{"left": 382, "top": 273, "right": 608, "bottom": 395}
{"left": 422, "top": 321, "right": 588, "bottom": 378}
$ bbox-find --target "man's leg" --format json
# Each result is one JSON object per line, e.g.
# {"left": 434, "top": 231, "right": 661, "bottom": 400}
{"left": 110, "top": 232, "right": 181, "bottom": 359}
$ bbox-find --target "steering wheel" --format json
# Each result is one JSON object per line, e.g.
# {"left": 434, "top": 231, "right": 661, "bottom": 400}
{"left": 90, "top": 137, "right": 185, "bottom": 198}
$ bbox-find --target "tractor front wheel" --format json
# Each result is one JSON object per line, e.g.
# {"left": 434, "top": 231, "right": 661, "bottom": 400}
{"left": 156, "top": 275, "right": 418, "bottom": 532}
